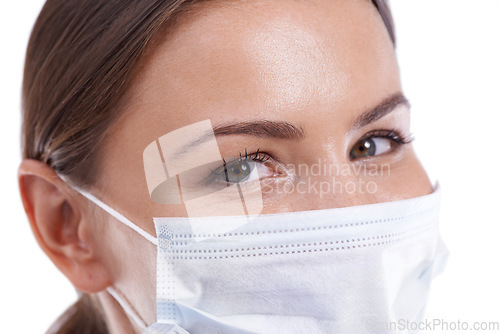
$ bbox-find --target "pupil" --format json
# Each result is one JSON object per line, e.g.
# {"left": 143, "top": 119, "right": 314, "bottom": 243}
{"left": 350, "top": 138, "right": 376, "bottom": 160}
{"left": 225, "top": 161, "right": 252, "bottom": 183}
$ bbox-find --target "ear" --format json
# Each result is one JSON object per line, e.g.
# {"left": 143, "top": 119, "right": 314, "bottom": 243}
{"left": 18, "top": 159, "right": 112, "bottom": 293}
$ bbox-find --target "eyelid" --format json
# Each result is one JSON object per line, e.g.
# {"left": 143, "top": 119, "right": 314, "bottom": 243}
{"left": 349, "top": 128, "right": 414, "bottom": 161}
{"left": 202, "top": 149, "right": 279, "bottom": 186}
{"left": 358, "top": 129, "right": 413, "bottom": 145}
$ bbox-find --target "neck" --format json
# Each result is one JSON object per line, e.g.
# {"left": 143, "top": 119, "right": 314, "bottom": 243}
{"left": 97, "top": 290, "right": 142, "bottom": 334}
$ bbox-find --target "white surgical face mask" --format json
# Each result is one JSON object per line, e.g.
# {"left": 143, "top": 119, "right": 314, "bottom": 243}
{"left": 69, "top": 182, "right": 447, "bottom": 334}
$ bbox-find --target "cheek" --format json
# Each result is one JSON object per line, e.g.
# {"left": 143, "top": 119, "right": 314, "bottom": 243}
{"left": 126, "top": 241, "right": 157, "bottom": 324}
{"left": 366, "top": 148, "right": 433, "bottom": 202}
{"left": 97, "top": 216, "right": 158, "bottom": 324}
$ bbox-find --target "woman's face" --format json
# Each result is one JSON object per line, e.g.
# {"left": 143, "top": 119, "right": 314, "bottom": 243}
{"left": 91, "top": 0, "right": 432, "bottom": 327}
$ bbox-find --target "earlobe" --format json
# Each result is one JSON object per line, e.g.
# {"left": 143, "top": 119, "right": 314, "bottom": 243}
{"left": 18, "top": 159, "right": 112, "bottom": 293}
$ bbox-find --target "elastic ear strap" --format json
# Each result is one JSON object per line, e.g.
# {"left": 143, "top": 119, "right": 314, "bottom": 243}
{"left": 58, "top": 174, "right": 158, "bottom": 245}
{"left": 78, "top": 187, "right": 158, "bottom": 245}
{"left": 107, "top": 287, "right": 148, "bottom": 330}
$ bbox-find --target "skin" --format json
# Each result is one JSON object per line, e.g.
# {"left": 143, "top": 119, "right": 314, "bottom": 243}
{"left": 18, "top": 0, "right": 432, "bottom": 332}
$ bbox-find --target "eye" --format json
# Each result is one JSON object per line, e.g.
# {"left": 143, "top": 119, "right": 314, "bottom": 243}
{"left": 206, "top": 150, "right": 275, "bottom": 185}
{"left": 349, "top": 130, "right": 412, "bottom": 160}
{"left": 213, "top": 159, "right": 258, "bottom": 184}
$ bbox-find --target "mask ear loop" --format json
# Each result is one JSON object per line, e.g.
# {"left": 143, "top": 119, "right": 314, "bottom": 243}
{"left": 107, "top": 287, "right": 148, "bottom": 331}
{"left": 56, "top": 173, "right": 158, "bottom": 246}
{"left": 56, "top": 174, "right": 159, "bottom": 330}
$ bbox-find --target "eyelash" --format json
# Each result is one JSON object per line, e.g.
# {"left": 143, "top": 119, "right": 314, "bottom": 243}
{"left": 223, "top": 148, "right": 272, "bottom": 166}
{"left": 359, "top": 129, "right": 414, "bottom": 146}
{"left": 234, "top": 129, "right": 413, "bottom": 165}
{"left": 203, "top": 128, "right": 412, "bottom": 184}
{"left": 200, "top": 148, "right": 272, "bottom": 185}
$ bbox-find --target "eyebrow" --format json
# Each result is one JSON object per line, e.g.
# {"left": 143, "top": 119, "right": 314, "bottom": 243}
{"left": 352, "top": 93, "right": 410, "bottom": 129}
{"left": 173, "top": 93, "right": 408, "bottom": 155}
{"left": 210, "top": 93, "right": 409, "bottom": 140}
{"left": 173, "top": 120, "right": 305, "bottom": 156}
{"left": 213, "top": 120, "right": 305, "bottom": 140}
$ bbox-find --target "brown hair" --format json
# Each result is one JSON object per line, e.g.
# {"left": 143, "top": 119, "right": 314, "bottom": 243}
{"left": 21, "top": 1, "right": 396, "bottom": 333}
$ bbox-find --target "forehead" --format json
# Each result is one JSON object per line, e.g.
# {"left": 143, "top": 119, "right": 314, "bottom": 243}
{"left": 117, "top": 0, "right": 399, "bottom": 134}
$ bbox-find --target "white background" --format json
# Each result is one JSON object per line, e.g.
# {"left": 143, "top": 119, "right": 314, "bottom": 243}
{"left": 1, "top": 1, "right": 499, "bottom": 333}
